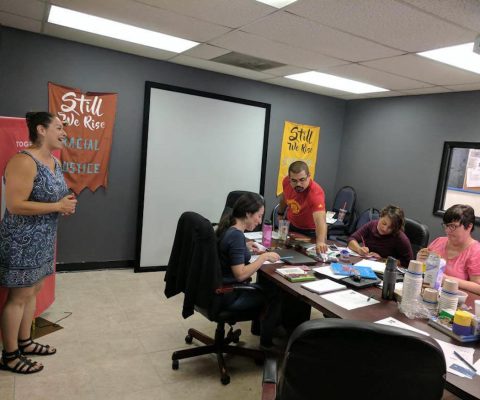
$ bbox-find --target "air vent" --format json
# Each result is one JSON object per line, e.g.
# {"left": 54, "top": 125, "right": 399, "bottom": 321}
{"left": 211, "top": 52, "right": 285, "bottom": 71}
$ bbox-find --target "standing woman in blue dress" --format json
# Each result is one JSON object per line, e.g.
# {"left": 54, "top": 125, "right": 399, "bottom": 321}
{"left": 0, "top": 112, "right": 77, "bottom": 374}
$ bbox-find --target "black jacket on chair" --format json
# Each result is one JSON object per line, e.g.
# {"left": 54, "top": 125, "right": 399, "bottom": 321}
{"left": 164, "top": 212, "right": 223, "bottom": 318}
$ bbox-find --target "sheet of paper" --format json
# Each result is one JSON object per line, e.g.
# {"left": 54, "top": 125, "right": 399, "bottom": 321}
{"left": 375, "top": 317, "right": 429, "bottom": 336}
{"left": 326, "top": 217, "right": 337, "bottom": 224}
{"left": 244, "top": 231, "right": 262, "bottom": 240}
{"left": 354, "top": 259, "right": 386, "bottom": 274}
{"left": 250, "top": 255, "right": 282, "bottom": 264}
{"left": 474, "top": 358, "right": 480, "bottom": 376}
{"left": 435, "top": 339, "right": 476, "bottom": 378}
{"left": 312, "top": 266, "right": 346, "bottom": 279}
{"left": 320, "top": 290, "right": 379, "bottom": 310}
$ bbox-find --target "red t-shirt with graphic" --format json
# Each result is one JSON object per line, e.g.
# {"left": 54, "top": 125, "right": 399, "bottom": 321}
{"left": 282, "top": 176, "right": 325, "bottom": 230}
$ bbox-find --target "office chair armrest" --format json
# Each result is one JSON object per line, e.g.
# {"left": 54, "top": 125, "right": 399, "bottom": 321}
{"left": 215, "top": 282, "right": 258, "bottom": 294}
{"left": 262, "top": 357, "right": 277, "bottom": 400}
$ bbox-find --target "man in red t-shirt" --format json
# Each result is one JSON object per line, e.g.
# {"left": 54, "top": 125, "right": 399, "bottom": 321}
{"left": 278, "top": 161, "right": 327, "bottom": 254}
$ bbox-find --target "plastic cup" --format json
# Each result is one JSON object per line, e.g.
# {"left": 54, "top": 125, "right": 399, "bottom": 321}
{"left": 475, "top": 299, "right": 480, "bottom": 318}
{"left": 278, "top": 220, "right": 290, "bottom": 243}
{"left": 337, "top": 208, "right": 347, "bottom": 222}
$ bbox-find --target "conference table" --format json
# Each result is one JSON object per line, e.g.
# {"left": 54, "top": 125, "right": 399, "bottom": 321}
{"left": 258, "top": 250, "right": 480, "bottom": 400}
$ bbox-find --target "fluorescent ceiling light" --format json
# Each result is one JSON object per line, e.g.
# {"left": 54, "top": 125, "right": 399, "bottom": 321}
{"left": 48, "top": 5, "right": 198, "bottom": 53}
{"left": 256, "top": 0, "right": 298, "bottom": 8}
{"left": 418, "top": 43, "right": 480, "bottom": 74}
{"left": 285, "top": 71, "right": 389, "bottom": 94}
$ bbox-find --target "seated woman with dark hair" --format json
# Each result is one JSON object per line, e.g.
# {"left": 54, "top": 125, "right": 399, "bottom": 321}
{"left": 347, "top": 205, "right": 413, "bottom": 267}
{"left": 417, "top": 204, "right": 480, "bottom": 295}
{"left": 216, "top": 193, "right": 281, "bottom": 348}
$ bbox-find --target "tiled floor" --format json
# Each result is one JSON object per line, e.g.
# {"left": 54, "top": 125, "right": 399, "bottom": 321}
{"left": 0, "top": 269, "right": 461, "bottom": 400}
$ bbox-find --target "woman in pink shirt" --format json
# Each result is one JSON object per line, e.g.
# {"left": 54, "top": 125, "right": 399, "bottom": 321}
{"left": 417, "top": 204, "right": 480, "bottom": 295}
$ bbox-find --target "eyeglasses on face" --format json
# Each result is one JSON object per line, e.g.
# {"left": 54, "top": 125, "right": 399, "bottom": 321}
{"left": 441, "top": 222, "right": 462, "bottom": 232}
{"left": 289, "top": 176, "right": 309, "bottom": 184}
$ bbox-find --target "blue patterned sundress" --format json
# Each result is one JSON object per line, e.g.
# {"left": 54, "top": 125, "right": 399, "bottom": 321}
{"left": 0, "top": 151, "right": 68, "bottom": 288}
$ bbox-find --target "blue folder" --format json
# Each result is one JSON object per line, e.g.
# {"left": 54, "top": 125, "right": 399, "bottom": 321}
{"left": 330, "top": 263, "right": 378, "bottom": 280}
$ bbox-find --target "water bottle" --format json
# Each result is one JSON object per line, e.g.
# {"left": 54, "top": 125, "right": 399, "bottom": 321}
{"left": 400, "top": 260, "right": 423, "bottom": 317}
{"left": 424, "top": 253, "right": 441, "bottom": 289}
{"left": 262, "top": 219, "right": 272, "bottom": 248}
{"left": 382, "top": 256, "right": 397, "bottom": 300}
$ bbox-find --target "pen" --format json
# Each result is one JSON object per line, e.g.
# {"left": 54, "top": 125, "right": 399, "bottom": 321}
{"left": 367, "top": 295, "right": 376, "bottom": 302}
{"left": 453, "top": 351, "right": 477, "bottom": 372}
{"left": 280, "top": 256, "right": 294, "bottom": 260}
{"left": 360, "top": 234, "right": 366, "bottom": 248}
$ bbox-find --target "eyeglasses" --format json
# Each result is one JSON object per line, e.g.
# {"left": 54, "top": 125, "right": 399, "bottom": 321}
{"left": 289, "top": 176, "right": 309, "bottom": 184}
{"left": 441, "top": 222, "right": 462, "bottom": 232}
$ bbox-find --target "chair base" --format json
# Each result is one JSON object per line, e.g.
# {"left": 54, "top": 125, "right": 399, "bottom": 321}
{"left": 172, "top": 323, "right": 265, "bottom": 385}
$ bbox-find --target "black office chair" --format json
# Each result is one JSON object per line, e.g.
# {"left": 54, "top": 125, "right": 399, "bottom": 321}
{"left": 214, "top": 190, "right": 261, "bottom": 229}
{"left": 404, "top": 217, "right": 430, "bottom": 255}
{"left": 262, "top": 319, "right": 446, "bottom": 400}
{"left": 334, "top": 207, "right": 380, "bottom": 244}
{"left": 327, "top": 186, "right": 357, "bottom": 239}
{"left": 164, "top": 211, "right": 265, "bottom": 385}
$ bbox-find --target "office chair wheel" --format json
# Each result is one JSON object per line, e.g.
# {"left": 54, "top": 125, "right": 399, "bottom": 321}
{"left": 172, "top": 359, "right": 179, "bottom": 370}
{"left": 221, "top": 374, "right": 230, "bottom": 385}
{"left": 185, "top": 334, "right": 193, "bottom": 344}
{"left": 231, "top": 329, "right": 241, "bottom": 343}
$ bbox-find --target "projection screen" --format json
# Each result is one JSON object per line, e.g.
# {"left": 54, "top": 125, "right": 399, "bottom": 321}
{"left": 137, "top": 83, "right": 269, "bottom": 270}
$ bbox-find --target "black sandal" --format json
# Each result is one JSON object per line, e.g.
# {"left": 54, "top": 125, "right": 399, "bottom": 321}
{"left": 0, "top": 349, "right": 43, "bottom": 374}
{"left": 18, "top": 337, "right": 56, "bottom": 356}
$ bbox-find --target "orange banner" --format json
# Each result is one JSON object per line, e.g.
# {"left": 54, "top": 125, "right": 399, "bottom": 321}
{"left": 48, "top": 82, "right": 118, "bottom": 194}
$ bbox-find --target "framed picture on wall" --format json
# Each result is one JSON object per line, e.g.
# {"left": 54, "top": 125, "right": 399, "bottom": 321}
{"left": 434, "top": 141, "right": 480, "bottom": 224}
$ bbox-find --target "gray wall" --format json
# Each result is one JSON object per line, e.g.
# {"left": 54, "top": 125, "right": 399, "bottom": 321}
{"left": 0, "top": 27, "right": 346, "bottom": 264}
{"left": 336, "top": 92, "right": 480, "bottom": 241}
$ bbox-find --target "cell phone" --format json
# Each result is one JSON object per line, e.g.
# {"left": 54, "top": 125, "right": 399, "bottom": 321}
{"left": 328, "top": 244, "right": 338, "bottom": 251}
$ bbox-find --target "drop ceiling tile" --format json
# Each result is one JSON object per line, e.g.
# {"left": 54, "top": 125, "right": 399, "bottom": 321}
{"left": 397, "top": 86, "right": 453, "bottom": 95}
{"left": 43, "top": 24, "right": 176, "bottom": 60}
{"left": 49, "top": 0, "right": 231, "bottom": 42}
{"left": 363, "top": 90, "right": 404, "bottom": 98}
{"left": 169, "top": 54, "right": 276, "bottom": 81}
{"left": 362, "top": 54, "right": 480, "bottom": 85}
{"left": 402, "top": 0, "right": 480, "bottom": 32}
{"left": 443, "top": 83, "right": 480, "bottom": 92}
{"left": 286, "top": 0, "right": 475, "bottom": 52}
{"left": 210, "top": 30, "right": 347, "bottom": 70}
{"left": 0, "top": 11, "right": 42, "bottom": 32}
{"left": 182, "top": 44, "right": 229, "bottom": 60}
{"left": 133, "top": 0, "right": 275, "bottom": 28}
{"left": 242, "top": 11, "right": 403, "bottom": 62}
{"left": 324, "top": 63, "right": 432, "bottom": 90}
{"left": 0, "top": 0, "right": 45, "bottom": 20}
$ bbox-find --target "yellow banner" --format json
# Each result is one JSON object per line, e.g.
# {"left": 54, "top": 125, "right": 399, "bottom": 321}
{"left": 276, "top": 121, "right": 320, "bottom": 196}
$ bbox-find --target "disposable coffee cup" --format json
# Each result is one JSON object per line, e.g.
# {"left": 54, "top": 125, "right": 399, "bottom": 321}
{"left": 337, "top": 208, "right": 347, "bottom": 222}
{"left": 442, "top": 278, "right": 459, "bottom": 293}
{"left": 408, "top": 260, "right": 423, "bottom": 274}
{"left": 278, "top": 220, "right": 290, "bottom": 243}
{"left": 423, "top": 288, "right": 438, "bottom": 303}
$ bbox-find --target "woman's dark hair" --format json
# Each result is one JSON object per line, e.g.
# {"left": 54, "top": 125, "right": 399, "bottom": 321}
{"left": 25, "top": 112, "right": 55, "bottom": 143}
{"left": 216, "top": 193, "right": 265, "bottom": 239}
{"left": 380, "top": 204, "right": 405, "bottom": 235}
{"left": 443, "top": 204, "right": 475, "bottom": 232}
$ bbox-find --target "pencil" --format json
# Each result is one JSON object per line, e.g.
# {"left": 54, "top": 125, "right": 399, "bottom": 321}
{"left": 453, "top": 351, "right": 477, "bottom": 372}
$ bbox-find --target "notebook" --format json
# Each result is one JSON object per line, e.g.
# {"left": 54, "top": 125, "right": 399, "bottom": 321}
{"left": 301, "top": 279, "right": 347, "bottom": 294}
{"left": 330, "top": 263, "right": 378, "bottom": 279}
{"left": 274, "top": 248, "right": 317, "bottom": 265}
{"left": 275, "top": 267, "right": 316, "bottom": 282}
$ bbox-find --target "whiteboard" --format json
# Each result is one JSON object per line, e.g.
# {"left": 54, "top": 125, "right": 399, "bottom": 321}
{"left": 138, "top": 83, "right": 269, "bottom": 269}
